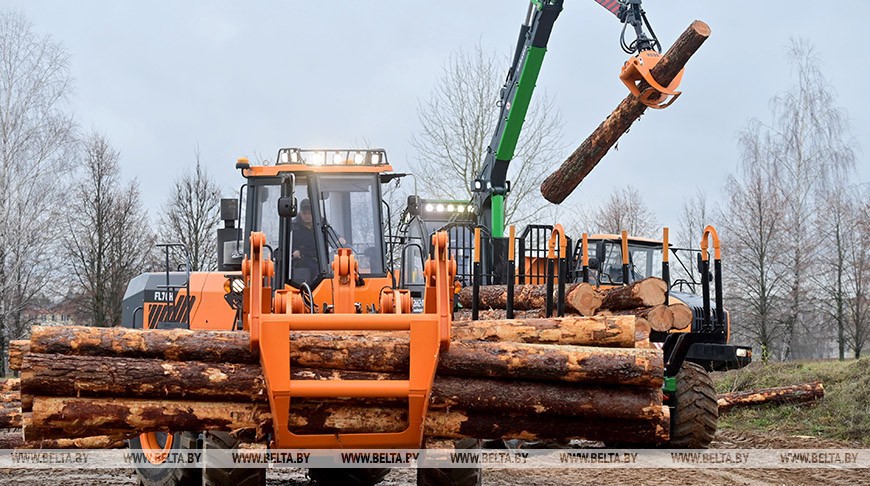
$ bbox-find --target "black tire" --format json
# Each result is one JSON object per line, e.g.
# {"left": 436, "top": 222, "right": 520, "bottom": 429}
{"left": 417, "top": 438, "right": 483, "bottom": 486}
{"left": 129, "top": 432, "right": 201, "bottom": 486}
{"left": 307, "top": 467, "right": 390, "bottom": 486}
{"left": 203, "top": 431, "right": 266, "bottom": 486}
{"left": 669, "top": 361, "right": 718, "bottom": 448}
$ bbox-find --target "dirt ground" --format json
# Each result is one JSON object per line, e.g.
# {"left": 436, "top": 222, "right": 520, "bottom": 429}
{"left": 1, "top": 431, "right": 869, "bottom": 485}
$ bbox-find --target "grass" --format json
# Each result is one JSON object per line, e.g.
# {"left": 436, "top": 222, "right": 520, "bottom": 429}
{"left": 712, "top": 359, "right": 870, "bottom": 445}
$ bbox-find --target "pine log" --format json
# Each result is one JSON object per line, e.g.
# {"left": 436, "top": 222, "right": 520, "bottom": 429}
{"left": 0, "top": 393, "right": 22, "bottom": 428}
{"left": 8, "top": 340, "right": 28, "bottom": 371}
{"left": 670, "top": 303, "right": 693, "bottom": 330}
{"left": 29, "top": 396, "right": 669, "bottom": 444}
{"left": 566, "top": 283, "right": 605, "bottom": 316}
{"left": 27, "top": 327, "right": 664, "bottom": 387}
{"left": 600, "top": 278, "right": 667, "bottom": 311}
{"left": 0, "top": 378, "right": 19, "bottom": 393}
{"left": 457, "top": 285, "right": 555, "bottom": 311}
{"left": 29, "top": 326, "right": 257, "bottom": 364}
{"left": 717, "top": 382, "right": 825, "bottom": 413}
{"left": 454, "top": 309, "right": 543, "bottom": 321}
{"left": 293, "top": 336, "right": 663, "bottom": 387}
{"left": 20, "top": 354, "right": 661, "bottom": 421}
{"left": 23, "top": 435, "right": 127, "bottom": 449}
{"left": 613, "top": 306, "right": 674, "bottom": 333}
{"left": 540, "top": 20, "right": 712, "bottom": 203}
{"left": 450, "top": 315, "right": 636, "bottom": 347}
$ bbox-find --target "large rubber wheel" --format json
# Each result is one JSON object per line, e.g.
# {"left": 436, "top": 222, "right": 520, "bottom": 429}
{"left": 417, "top": 438, "right": 483, "bottom": 486}
{"left": 307, "top": 467, "right": 390, "bottom": 485}
{"left": 129, "top": 431, "right": 201, "bottom": 486}
{"left": 669, "top": 361, "right": 718, "bottom": 448}
{"left": 203, "top": 431, "right": 266, "bottom": 486}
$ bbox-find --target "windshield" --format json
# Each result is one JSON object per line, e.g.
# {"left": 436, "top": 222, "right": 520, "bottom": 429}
{"left": 598, "top": 242, "right": 664, "bottom": 284}
{"left": 316, "top": 174, "right": 385, "bottom": 275}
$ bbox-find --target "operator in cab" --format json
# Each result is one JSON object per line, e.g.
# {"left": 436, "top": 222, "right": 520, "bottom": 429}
{"left": 291, "top": 198, "right": 317, "bottom": 283}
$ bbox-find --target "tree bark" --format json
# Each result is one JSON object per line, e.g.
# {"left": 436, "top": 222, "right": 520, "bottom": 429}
{"left": 450, "top": 315, "right": 635, "bottom": 347}
{"left": 454, "top": 309, "right": 544, "bottom": 321}
{"left": 19, "top": 354, "right": 661, "bottom": 421}
{"left": 29, "top": 325, "right": 257, "bottom": 364}
{"left": 717, "top": 382, "right": 825, "bottom": 413}
{"left": 600, "top": 278, "right": 667, "bottom": 311}
{"left": 293, "top": 336, "right": 663, "bottom": 387}
{"left": 457, "top": 285, "right": 555, "bottom": 311}
{"left": 28, "top": 396, "right": 669, "bottom": 445}
{"left": 670, "top": 303, "right": 693, "bottom": 330}
{"left": 566, "top": 283, "right": 605, "bottom": 316}
{"left": 0, "top": 391, "right": 22, "bottom": 428}
{"left": 8, "top": 340, "right": 28, "bottom": 371}
{"left": 540, "top": 20, "right": 712, "bottom": 203}
{"left": 26, "top": 327, "right": 663, "bottom": 387}
{"left": 612, "top": 306, "right": 674, "bottom": 333}
{"left": 0, "top": 378, "right": 19, "bottom": 392}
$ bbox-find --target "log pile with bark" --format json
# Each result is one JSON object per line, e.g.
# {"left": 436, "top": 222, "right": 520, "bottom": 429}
{"left": 457, "top": 277, "right": 693, "bottom": 344}
{"left": 6, "top": 315, "right": 670, "bottom": 447}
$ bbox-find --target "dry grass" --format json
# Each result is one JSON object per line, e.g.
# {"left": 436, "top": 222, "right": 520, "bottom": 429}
{"left": 712, "top": 359, "right": 870, "bottom": 445}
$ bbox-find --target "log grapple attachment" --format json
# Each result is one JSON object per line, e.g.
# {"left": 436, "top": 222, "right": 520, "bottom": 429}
{"left": 620, "top": 50, "right": 684, "bottom": 109}
{"left": 243, "top": 231, "right": 455, "bottom": 448}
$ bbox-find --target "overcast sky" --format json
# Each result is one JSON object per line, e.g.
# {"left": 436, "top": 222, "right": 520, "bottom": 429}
{"left": 7, "top": 1, "right": 869, "bottom": 229}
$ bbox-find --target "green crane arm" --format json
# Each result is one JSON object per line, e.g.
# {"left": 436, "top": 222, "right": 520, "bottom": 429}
{"left": 472, "top": 0, "right": 658, "bottom": 238}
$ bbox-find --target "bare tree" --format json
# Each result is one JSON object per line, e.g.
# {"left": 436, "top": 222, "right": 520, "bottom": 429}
{"left": 65, "top": 132, "right": 153, "bottom": 327}
{"left": 588, "top": 185, "right": 659, "bottom": 237}
{"left": 817, "top": 186, "right": 854, "bottom": 360}
{"left": 720, "top": 122, "right": 788, "bottom": 362}
{"left": 846, "top": 189, "right": 870, "bottom": 358}
{"left": 0, "top": 11, "right": 77, "bottom": 372}
{"left": 755, "top": 40, "right": 855, "bottom": 359}
{"left": 678, "top": 188, "right": 710, "bottom": 249}
{"left": 159, "top": 150, "right": 221, "bottom": 271}
{"left": 410, "top": 44, "right": 564, "bottom": 226}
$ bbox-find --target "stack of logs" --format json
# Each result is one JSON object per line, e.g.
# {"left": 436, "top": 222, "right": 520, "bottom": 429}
{"left": 2, "top": 298, "right": 671, "bottom": 447}
{"left": 457, "top": 277, "right": 694, "bottom": 346}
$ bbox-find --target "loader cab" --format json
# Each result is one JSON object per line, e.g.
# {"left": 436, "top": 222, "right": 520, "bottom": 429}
{"left": 587, "top": 234, "right": 701, "bottom": 290}
{"left": 234, "top": 149, "right": 392, "bottom": 292}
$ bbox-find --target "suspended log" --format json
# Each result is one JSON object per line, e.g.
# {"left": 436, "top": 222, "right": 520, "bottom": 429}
{"left": 0, "top": 378, "right": 19, "bottom": 393}
{"left": 540, "top": 20, "right": 712, "bottom": 203}
{"left": 450, "top": 315, "right": 636, "bottom": 347}
{"left": 717, "top": 382, "right": 825, "bottom": 413}
{"left": 26, "top": 327, "right": 663, "bottom": 387}
{"left": 8, "top": 340, "right": 28, "bottom": 371}
{"left": 670, "top": 303, "right": 693, "bottom": 330}
{"left": 566, "top": 283, "right": 605, "bottom": 316}
{"left": 20, "top": 354, "right": 660, "bottom": 421}
{"left": 600, "top": 278, "right": 667, "bottom": 311}
{"left": 29, "top": 396, "right": 669, "bottom": 445}
{"left": 28, "top": 326, "right": 257, "bottom": 364}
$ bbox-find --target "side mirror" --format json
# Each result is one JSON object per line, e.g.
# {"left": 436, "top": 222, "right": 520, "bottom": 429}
{"left": 277, "top": 196, "right": 297, "bottom": 218}
{"left": 587, "top": 257, "right": 600, "bottom": 271}
{"left": 595, "top": 241, "right": 606, "bottom": 262}
{"left": 407, "top": 195, "right": 421, "bottom": 216}
{"left": 277, "top": 175, "right": 296, "bottom": 218}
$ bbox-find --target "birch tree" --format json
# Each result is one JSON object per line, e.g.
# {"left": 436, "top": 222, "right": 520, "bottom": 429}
{"left": 0, "top": 11, "right": 77, "bottom": 371}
